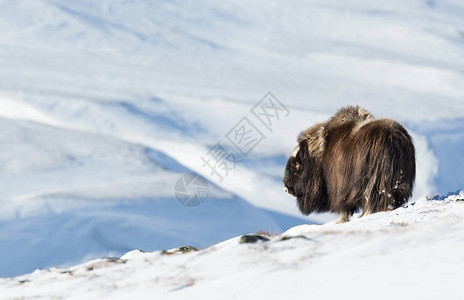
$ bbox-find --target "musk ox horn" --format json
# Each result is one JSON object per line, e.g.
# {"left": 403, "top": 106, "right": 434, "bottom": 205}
{"left": 291, "top": 144, "right": 300, "bottom": 157}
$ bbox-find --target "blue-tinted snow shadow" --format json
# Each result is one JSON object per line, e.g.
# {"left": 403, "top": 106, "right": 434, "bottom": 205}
{"left": 0, "top": 191, "right": 309, "bottom": 277}
{"left": 407, "top": 118, "right": 464, "bottom": 196}
{"left": 145, "top": 148, "right": 191, "bottom": 173}
{"left": 234, "top": 153, "right": 289, "bottom": 182}
{"left": 261, "top": 208, "right": 318, "bottom": 232}
{"left": 101, "top": 100, "right": 207, "bottom": 137}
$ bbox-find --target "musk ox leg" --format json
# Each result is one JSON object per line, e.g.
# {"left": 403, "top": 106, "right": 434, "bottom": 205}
{"left": 360, "top": 196, "right": 373, "bottom": 217}
{"left": 360, "top": 206, "right": 373, "bottom": 217}
{"left": 336, "top": 211, "right": 351, "bottom": 223}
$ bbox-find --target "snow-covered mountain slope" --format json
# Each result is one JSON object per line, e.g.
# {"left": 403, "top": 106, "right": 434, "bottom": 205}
{"left": 0, "top": 114, "right": 308, "bottom": 277}
{"left": 1, "top": 0, "right": 464, "bottom": 278}
{"left": 1, "top": 192, "right": 463, "bottom": 300}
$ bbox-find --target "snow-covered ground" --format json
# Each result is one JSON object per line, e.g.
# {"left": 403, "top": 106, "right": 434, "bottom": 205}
{"left": 0, "top": 0, "right": 464, "bottom": 279}
{"left": 1, "top": 192, "right": 463, "bottom": 299}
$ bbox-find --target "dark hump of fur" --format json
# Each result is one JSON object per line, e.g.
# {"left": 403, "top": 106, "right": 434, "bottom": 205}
{"left": 283, "top": 106, "right": 416, "bottom": 217}
{"left": 351, "top": 119, "right": 416, "bottom": 212}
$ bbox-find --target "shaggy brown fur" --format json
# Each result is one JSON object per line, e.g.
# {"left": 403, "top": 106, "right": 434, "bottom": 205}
{"left": 283, "top": 106, "right": 415, "bottom": 222}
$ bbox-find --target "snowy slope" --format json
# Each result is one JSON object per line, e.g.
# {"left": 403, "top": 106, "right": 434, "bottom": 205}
{"left": 0, "top": 114, "right": 308, "bottom": 277}
{"left": 1, "top": 192, "right": 463, "bottom": 299}
{"left": 1, "top": 0, "right": 464, "bottom": 278}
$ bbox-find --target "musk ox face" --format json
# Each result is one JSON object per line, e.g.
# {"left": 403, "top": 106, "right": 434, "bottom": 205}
{"left": 283, "top": 144, "right": 303, "bottom": 197}
{"left": 283, "top": 106, "right": 415, "bottom": 223}
{"left": 283, "top": 138, "right": 329, "bottom": 215}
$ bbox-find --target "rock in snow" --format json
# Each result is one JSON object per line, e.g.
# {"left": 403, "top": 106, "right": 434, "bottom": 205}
{"left": 1, "top": 191, "right": 463, "bottom": 299}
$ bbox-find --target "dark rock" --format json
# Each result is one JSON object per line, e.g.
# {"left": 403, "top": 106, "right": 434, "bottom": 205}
{"left": 279, "top": 235, "right": 310, "bottom": 241}
{"left": 162, "top": 246, "right": 199, "bottom": 255}
{"left": 239, "top": 234, "right": 270, "bottom": 244}
{"left": 175, "top": 246, "right": 198, "bottom": 253}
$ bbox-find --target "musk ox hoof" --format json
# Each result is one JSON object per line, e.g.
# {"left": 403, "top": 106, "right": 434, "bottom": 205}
{"left": 336, "top": 212, "right": 351, "bottom": 223}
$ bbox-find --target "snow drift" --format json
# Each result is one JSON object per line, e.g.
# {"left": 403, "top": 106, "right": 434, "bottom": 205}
{"left": 1, "top": 192, "right": 463, "bottom": 299}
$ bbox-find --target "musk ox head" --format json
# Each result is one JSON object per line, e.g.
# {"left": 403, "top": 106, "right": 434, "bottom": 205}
{"left": 283, "top": 106, "right": 415, "bottom": 222}
{"left": 283, "top": 143, "right": 302, "bottom": 197}
{"left": 283, "top": 136, "right": 329, "bottom": 215}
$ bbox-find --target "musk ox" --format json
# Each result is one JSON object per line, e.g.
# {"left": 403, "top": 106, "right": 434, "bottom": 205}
{"left": 283, "top": 106, "right": 415, "bottom": 223}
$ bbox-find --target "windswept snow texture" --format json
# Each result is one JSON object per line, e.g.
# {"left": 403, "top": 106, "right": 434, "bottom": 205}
{"left": 1, "top": 193, "right": 464, "bottom": 299}
{"left": 0, "top": 0, "right": 464, "bottom": 277}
